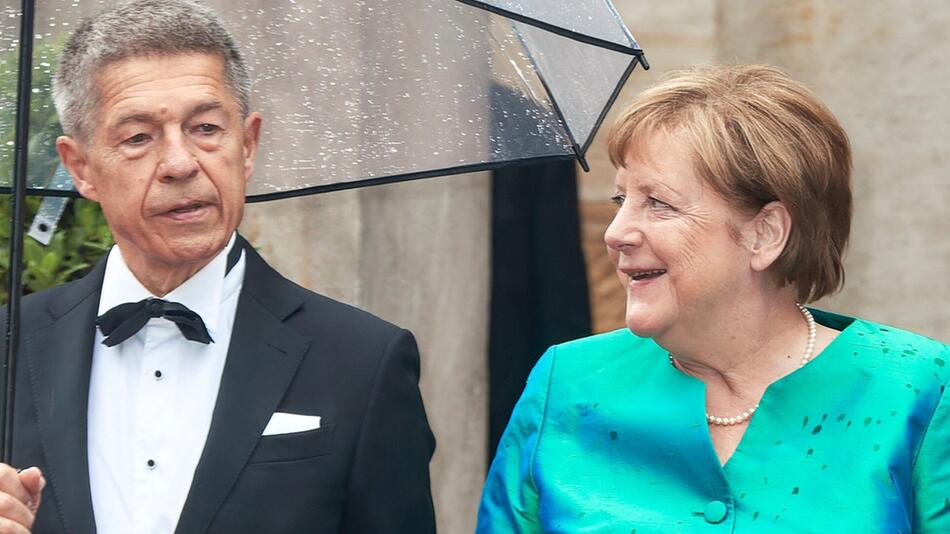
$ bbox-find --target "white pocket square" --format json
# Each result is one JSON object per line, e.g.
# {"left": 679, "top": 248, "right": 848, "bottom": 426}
{"left": 262, "top": 412, "right": 322, "bottom": 436}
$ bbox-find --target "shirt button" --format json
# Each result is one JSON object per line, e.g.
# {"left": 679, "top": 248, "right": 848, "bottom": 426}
{"left": 703, "top": 500, "right": 728, "bottom": 523}
{"left": 154, "top": 370, "right": 163, "bottom": 380}
{"left": 147, "top": 459, "right": 156, "bottom": 469}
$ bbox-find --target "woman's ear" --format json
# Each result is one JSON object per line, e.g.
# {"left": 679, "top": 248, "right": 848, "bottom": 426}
{"left": 744, "top": 201, "right": 792, "bottom": 272}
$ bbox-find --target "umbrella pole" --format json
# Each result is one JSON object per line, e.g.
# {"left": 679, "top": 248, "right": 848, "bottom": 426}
{"left": 2, "top": 0, "right": 36, "bottom": 464}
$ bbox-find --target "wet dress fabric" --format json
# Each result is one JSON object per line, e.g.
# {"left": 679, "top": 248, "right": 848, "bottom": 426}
{"left": 476, "top": 309, "right": 950, "bottom": 533}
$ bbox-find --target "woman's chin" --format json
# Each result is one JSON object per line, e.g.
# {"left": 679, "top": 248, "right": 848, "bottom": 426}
{"left": 623, "top": 300, "right": 675, "bottom": 339}
{"left": 623, "top": 314, "right": 669, "bottom": 340}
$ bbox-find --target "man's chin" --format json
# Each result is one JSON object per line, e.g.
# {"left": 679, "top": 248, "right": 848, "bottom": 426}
{"left": 124, "top": 233, "right": 231, "bottom": 268}
{"left": 162, "top": 238, "right": 230, "bottom": 265}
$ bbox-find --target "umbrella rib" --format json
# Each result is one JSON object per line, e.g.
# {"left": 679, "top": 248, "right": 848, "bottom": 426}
{"left": 3, "top": 0, "right": 36, "bottom": 463}
{"left": 242, "top": 155, "right": 579, "bottom": 203}
{"left": 506, "top": 23, "right": 588, "bottom": 172}
{"left": 531, "top": 66, "right": 588, "bottom": 172}
{"left": 5, "top": 157, "right": 582, "bottom": 201}
{"left": 580, "top": 57, "right": 641, "bottom": 156}
{"left": 3, "top": 155, "right": 580, "bottom": 201}
{"left": 454, "top": 0, "right": 646, "bottom": 58}
{"left": 0, "top": 187, "right": 79, "bottom": 198}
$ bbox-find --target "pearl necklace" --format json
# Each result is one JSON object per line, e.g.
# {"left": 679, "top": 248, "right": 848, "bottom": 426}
{"left": 669, "top": 303, "right": 817, "bottom": 426}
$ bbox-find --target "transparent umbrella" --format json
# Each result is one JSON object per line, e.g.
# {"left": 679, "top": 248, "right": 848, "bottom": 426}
{"left": 0, "top": 0, "right": 647, "bottom": 459}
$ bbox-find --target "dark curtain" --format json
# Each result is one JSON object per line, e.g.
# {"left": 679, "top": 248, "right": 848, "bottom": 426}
{"left": 488, "top": 160, "right": 592, "bottom": 461}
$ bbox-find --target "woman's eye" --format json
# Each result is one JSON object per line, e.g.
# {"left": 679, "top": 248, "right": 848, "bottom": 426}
{"left": 648, "top": 197, "right": 672, "bottom": 210}
{"left": 610, "top": 194, "right": 625, "bottom": 206}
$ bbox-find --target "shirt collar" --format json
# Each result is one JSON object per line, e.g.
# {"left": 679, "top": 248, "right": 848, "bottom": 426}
{"left": 97, "top": 233, "right": 240, "bottom": 336}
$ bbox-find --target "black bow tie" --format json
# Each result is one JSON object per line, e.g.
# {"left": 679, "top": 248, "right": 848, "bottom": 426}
{"left": 97, "top": 298, "right": 213, "bottom": 347}
{"left": 95, "top": 239, "right": 243, "bottom": 347}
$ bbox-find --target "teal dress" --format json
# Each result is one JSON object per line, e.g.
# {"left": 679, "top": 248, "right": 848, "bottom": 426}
{"left": 477, "top": 310, "right": 950, "bottom": 533}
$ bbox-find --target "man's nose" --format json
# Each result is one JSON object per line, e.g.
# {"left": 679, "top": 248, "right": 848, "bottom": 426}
{"left": 604, "top": 207, "right": 644, "bottom": 252}
{"left": 157, "top": 133, "right": 199, "bottom": 182}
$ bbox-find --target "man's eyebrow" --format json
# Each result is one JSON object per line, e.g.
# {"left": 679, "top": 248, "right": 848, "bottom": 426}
{"left": 114, "top": 112, "right": 158, "bottom": 127}
{"left": 190, "top": 101, "right": 224, "bottom": 116}
{"left": 113, "top": 102, "right": 225, "bottom": 127}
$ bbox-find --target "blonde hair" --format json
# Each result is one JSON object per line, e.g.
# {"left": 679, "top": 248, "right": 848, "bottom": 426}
{"left": 608, "top": 64, "right": 852, "bottom": 303}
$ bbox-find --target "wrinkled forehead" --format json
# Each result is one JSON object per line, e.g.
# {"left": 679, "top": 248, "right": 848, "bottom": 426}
{"left": 93, "top": 52, "right": 230, "bottom": 97}
{"left": 84, "top": 53, "right": 238, "bottom": 136}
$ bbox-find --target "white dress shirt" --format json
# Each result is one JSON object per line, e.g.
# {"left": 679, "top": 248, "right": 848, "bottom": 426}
{"left": 87, "top": 234, "right": 245, "bottom": 534}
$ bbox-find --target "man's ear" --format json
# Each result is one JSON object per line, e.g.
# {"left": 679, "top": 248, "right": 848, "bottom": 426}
{"left": 56, "top": 135, "right": 99, "bottom": 201}
{"left": 242, "top": 112, "right": 262, "bottom": 181}
{"left": 743, "top": 201, "right": 792, "bottom": 272}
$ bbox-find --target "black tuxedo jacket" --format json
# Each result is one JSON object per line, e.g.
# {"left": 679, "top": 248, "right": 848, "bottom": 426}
{"left": 2, "top": 237, "right": 436, "bottom": 533}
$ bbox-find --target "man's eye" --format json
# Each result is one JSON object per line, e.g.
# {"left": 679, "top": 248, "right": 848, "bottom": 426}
{"left": 125, "top": 133, "right": 150, "bottom": 145}
{"left": 196, "top": 123, "right": 220, "bottom": 134}
{"left": 610, "top": 194, "right": 625, "bottom": 206}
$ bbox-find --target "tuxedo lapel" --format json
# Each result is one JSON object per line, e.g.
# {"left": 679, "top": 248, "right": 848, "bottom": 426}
{"left": 22, "top": 260, "right": 105, "bottom": 534}
{"left": 175, "top": 241, "right": 311, "bottom": 534}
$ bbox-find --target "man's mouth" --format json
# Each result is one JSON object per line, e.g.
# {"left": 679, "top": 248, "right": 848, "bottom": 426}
{"left": 158, "top": 202, "right": 211, "bottom": 221}
{"left": 169, "top": 203, "right": 205, "bottom": 214}
{"left": 627, "top": 269, "right": 667, "bottom": 281}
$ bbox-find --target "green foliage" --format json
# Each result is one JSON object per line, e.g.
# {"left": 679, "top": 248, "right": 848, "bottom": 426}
{"left": 0, "top": 37, "right": 113, "bottom": 304}
{"left": 0, "top": 196, "right": 113, "bottom": 302}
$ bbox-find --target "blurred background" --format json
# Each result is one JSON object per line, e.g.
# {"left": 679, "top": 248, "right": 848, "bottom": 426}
{"left": 2, "top": 1, "right": 949, "bottom": 533}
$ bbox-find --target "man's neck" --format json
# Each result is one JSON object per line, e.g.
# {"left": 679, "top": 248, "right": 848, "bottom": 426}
{"left": 121, "top": 252, "right": 212, "bottom": 297}
{"left": 134, "top": 264, "right": 209, "bottom": 297}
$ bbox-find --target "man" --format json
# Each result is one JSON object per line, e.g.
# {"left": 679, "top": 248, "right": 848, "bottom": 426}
{"left": 0, "top": 1, "right": 436, "bottom": 532}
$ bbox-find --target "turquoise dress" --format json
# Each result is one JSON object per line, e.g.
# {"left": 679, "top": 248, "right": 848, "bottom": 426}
{"left": 477, "top": 310, "right": 950, "bottom": 533}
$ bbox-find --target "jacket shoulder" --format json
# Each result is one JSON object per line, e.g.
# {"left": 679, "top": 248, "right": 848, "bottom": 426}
{"left": 544, "top": 328, "right": 664, "bottom": 382}
{"left": 290, "top": 282, "right": 404, "bottom": 339}
{"left": 0, "top": 277, "right": 97, "bottom": 334}
{"left": 243, "top": 249, "right": 408, "bottom": 358}
{"left": 554, "top": 328, "right": 661, "bottom": 360}
{"left": 846, "top": 316, "right": 950, "bottom": 384}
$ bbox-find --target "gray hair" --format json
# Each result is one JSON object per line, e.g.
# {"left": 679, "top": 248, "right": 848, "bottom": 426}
{"left": 52, "top": 0, "right": 251, "bottom": 140}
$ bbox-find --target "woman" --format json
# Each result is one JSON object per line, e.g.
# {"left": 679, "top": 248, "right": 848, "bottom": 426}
{"left": 476, "top": 65, "right": 949, "bottom": 532}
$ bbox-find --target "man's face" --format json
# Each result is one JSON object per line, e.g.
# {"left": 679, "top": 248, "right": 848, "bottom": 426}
{"left": 57, "top": 53, "right": 261, "bottom": 277}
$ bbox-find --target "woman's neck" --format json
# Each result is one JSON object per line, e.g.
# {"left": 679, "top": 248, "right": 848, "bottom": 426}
{"left": 658, "top": 288, "right": 807, "bottom": 398}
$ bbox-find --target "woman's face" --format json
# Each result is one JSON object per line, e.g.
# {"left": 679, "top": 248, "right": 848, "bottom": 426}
{"left": 605, "top": 131, "right": 756, "bottom": 342}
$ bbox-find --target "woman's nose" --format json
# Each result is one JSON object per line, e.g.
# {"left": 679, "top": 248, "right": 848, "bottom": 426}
{"left": 604, "top": 207, "right": 644, "bottom": 252}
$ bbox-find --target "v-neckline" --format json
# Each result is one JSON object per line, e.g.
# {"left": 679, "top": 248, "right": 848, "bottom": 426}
{"left": 659, "top": 309, "right": 858, "bottom": 471}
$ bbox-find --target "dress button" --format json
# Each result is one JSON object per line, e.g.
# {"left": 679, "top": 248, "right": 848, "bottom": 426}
{"left": 703, "top": 500, "right": 727, "bottom": 523}
{"left": 154, "top": 369, "right": 163, "bottom": 380}
{"left": 147, "top": 459, "right": 156, "bottom": 469}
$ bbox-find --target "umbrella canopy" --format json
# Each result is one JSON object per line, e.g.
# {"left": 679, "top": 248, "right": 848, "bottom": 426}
{"left": 1, "top": 0, "right": 646, "bottom": 200}
{"left": 0, "top": 0, "right": 646, "bottom": 460}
